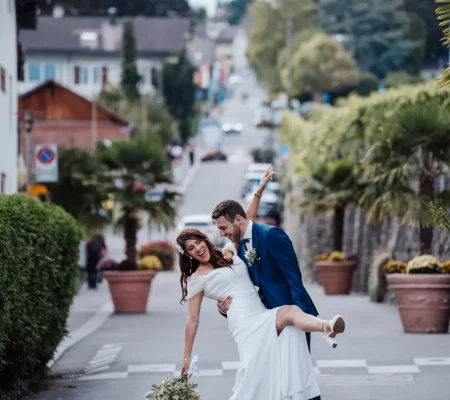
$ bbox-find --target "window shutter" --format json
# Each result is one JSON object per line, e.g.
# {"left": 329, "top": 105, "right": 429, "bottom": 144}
{"left": 74, "top": 66, "right": 80, "bottom": 84}
{"left": 101, "top": 67, "right": 108, "bottom": 85}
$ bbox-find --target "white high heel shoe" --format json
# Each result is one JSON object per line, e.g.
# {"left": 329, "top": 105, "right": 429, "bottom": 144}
{"left": 321, "top": 315, "right": 345, "bottom": 348}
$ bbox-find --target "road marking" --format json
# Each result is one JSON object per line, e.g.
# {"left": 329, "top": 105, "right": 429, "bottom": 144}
{"left": 221, "top": 361, "right": 240, "bottom": 370}
{"left": 78, "top": 372, "right": 128, "bottom": 381}
{"left": 316, "top": 374, "right": 415, "bottom": 386}
{"left": 367, "top": 365, "right": 420, "bottom": 374}
{"left": 414, "top": 357, "right": 450, "bottom": 366}
{"left": 83, "top": 344, "right": 123, "bottom": 376}
{"left": 316, "top": 359, "right": 367, "bottom": 368}
{"left": 128, "top": 364, "right": 176, "bottom": 373}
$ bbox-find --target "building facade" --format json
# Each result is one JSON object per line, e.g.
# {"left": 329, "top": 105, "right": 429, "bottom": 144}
{"left": 0, "top": 0, "right": 18, "bottom": 194}
{"left": 18, "top": 11, "right": 191, "bottom": 100}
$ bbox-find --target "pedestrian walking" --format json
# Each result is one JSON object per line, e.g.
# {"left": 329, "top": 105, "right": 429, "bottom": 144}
{"left": 187, "top": 142, "right": 195, "bottom": 166}
{"left": 85, "top": 234, "right": 105, "bottom": 289}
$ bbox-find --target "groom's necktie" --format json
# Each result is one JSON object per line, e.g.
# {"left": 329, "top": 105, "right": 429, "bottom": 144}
{"left": 237, "top": 238, "right": 250, "bottom": 251}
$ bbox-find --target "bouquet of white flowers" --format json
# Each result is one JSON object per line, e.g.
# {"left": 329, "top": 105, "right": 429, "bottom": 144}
{"left": 146, "top": 356, "right": 201, "bottom": 399}
{"left": 146, "top": 375, "right": 200, "bottom": 400}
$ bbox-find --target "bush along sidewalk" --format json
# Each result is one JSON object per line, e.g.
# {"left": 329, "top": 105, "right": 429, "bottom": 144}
{"left": 0, "top": 194, "right": 82, "bottom": 397}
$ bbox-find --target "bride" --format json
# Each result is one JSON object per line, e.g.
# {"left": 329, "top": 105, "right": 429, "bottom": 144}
{"left": 176, "top": 169, "right": 345, "bottom": 400}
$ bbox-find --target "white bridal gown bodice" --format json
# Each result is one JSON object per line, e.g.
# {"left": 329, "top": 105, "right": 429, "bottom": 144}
{"left": 187, "top": 243, "right": 320, "bottom": 400}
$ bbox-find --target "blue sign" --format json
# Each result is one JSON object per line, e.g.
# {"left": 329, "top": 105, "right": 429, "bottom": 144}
{"left": 280, "top": 144, "right": 290, "bottom": 156}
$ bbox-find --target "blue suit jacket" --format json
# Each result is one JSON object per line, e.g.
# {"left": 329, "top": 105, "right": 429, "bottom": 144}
{"left": 239, "top": 222, "right": 318, "bottom": 317}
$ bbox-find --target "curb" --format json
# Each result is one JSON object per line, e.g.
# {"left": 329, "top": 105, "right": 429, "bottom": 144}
{"left": 47, "top": 300, "right": 114, "bottom": 369}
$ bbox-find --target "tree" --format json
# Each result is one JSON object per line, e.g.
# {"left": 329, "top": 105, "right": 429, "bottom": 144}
{"left": 49, "top": 148, "right": 110, "bottom": 234}
{"left": 226, "top": 0, "right": 252, "bottom": 25}
{"left": 354, "top": 72, "right": 379, "bottom": 97}
{"left": 300, "top": 159, "right": 362, "bottom": 252}
{"left": 360, "top": 100, "right": 450, "bottom": 254}
{"left": 247, "top": 0, "right": 317, "bottom": 90}
{"left": 162, "top": 51, "right": 197, "bottom": 143}
{"left": 319, "top": 0, "right": 417, "bottom": 78}
{"left": 406, "top": 13, "right": 427, "bottom": 75}
{"left": 96, "top": 139, "right": 179, "bottom": 262}
{"left": 120, "top": 21, "right": 141, "bottom": 101}
{"left": 287, "top": 34, "right": 359, "bottom": 101}
{"left": 436, "top": 0, "right": 450, "bottom": 87}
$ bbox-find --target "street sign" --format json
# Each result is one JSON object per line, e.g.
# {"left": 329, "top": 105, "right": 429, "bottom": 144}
{"left": 35, "top": 144, "right": 58, "bottom": 183}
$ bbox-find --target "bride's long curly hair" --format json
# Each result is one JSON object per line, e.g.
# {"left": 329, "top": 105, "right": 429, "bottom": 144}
{"left": 177, "top": 228, "right": 232, "bottom": 304}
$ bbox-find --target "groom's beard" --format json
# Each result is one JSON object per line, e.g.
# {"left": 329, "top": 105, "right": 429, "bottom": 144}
{"left": 231, "top": 223, "right": 241, "bottom": 242}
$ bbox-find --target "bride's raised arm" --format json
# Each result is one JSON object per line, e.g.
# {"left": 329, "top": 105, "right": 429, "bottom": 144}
{"left": 245, "top": 164, "right": 277, "bottom": 221}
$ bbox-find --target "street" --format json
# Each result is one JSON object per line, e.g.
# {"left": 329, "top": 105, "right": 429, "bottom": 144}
{"left": 33, "top": 32, "right": 450, "bottom": 400}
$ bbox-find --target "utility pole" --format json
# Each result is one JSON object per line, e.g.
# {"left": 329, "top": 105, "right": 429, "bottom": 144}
{"left": 286, "top": 19, "right": 293, "bottom": 99}
{"left": 141, "top": 93, "right": 148, "bottom": 139}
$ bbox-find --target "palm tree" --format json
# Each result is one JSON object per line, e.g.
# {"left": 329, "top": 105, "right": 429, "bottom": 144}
{"left": 360, "top": 101, "right": 450, "bottom": 254}
{"left": 436, "top": 0, "right": 450, "bottom": 87}
{"left": 429, "top": 202, "right": 450, "bottom": 230}
{"left": 96, "top": 138, "right": 180, "bottom": 262}
{"left": 300, "top": 159, "right": 362, "bottom": 252}
{"left": 49, "top": 148, "right": 111, "bottom": 234}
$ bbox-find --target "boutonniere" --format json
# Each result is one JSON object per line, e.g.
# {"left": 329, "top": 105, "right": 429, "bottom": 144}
{"left": 244, "top": 249, "right": 260, "bottom": 267}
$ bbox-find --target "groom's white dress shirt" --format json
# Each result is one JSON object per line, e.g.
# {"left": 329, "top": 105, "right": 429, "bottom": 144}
{"left": 243, "top": 220, "right": 253, "bottom": 251}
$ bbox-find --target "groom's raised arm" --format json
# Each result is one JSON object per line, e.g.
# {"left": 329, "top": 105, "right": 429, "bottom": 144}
{"left": 267, "top": 228, "right": 309, "bottom": 313}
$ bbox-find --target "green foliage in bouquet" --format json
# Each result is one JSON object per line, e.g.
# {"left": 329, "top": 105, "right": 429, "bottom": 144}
{"left": 146, "top": 375, "right": 200, "bottom": 400}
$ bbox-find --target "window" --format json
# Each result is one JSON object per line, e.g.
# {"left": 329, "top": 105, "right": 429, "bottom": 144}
{"left": 0, "top": 67, "right": 5, "bottom": 92}
{"left": 28, "top": 63, "right": 41, "bottom": 82}
{"left": 81, "top": 67, "right": 89, "bottom": 84}
{"left": 44, "top": 63, "right": 56, "bottom": 80}
{"left": 101, "top": 67, "right": 108, "bottom": 85}
{"left": 93, "top": 67, "right": 100, "bottom": 84}
{"left": 74, "top": 66, "right": 80, "bottom": 84}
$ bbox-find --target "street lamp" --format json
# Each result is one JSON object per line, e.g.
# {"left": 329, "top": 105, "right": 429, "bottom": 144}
{"left": 23, "top": 111, "right": 34, "bottom": 188}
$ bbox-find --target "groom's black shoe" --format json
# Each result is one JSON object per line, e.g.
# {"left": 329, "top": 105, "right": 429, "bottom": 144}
{"left": 310, "top": 396, "right": 321, "bottom": 400}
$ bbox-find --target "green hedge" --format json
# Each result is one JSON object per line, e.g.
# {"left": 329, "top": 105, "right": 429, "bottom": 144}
{"left": 0, "top": 194, "right": 82, "bottom": 394}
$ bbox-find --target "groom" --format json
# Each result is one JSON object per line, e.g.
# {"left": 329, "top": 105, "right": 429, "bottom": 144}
{"left": 212, "top": 200, "right": 321, "bottom": 398}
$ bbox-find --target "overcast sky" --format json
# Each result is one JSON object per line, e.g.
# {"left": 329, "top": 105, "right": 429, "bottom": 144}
{"left": 189, "top": 0, "right": 218, "bottom": 16}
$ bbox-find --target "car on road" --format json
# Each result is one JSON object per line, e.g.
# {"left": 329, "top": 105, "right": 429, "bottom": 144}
{"left": 176, "top": 214, "right": 224, "bottom": 247}
{"left": 246, "top": 163, "right": 270, "bottom": 174}
{"left": 222, "top": 123, "right": 243, "bottom": 134}
{"left": 240, "top": 172, "right": 263, "bottom": 198}
{"left": 244, "top": 191, "right": 280, "bottom": 226}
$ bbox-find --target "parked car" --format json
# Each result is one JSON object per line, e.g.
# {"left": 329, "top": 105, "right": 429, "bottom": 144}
{"left": 246, "top": 163, "right": 270, "bottom": 174}
{"left": 176, "top": 214, "right": 224, "bottom": 247}
{"left": 201, "top": 149, "right": 227, "bottom": 162}
{"left": 222, "top": 123, "right": 243, "bottom": 134}
{"left": 244, "top": 191, "right": 280, "bottom": 226}
{"left": 241, "top": 172, "right": 263, "bottom": 198}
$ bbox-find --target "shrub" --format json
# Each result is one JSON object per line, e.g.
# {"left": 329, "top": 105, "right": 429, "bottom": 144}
{"left": 251, "top": 147, "right": 276, "bottom": 164}
{"left": 406, "top": 255, "right": 441, "bottom": 274}
{"left": 328, "top": 251, "right": 346, "bottom": 262}
{"left": 0, "top": 194, "right": 82, "bottom": 394}
{"left": 138, "top": 255, "right": 163, "bottom": 271}
{"left": 354, "top": 72, "right": 379, "bottom": 97}
{"left": 139, "top": 241, "right": 175, "bottom": 271}
{"left": 97, "top": 257, "right": 119, "bottom": 271}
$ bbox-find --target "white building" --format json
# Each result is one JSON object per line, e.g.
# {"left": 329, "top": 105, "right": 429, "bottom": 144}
{"left": 18, "top": 8, "right": 191, "bottom": 100}
{"left": 0, "top": 0, "right": 18, "bottom": 194}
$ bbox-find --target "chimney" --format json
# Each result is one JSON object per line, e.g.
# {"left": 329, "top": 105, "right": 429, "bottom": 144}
{"left": 107, "top": 7, "right": 118, "bottom": 25}
{"left": 52, "top": 4, "right": 65, "bottom": 18}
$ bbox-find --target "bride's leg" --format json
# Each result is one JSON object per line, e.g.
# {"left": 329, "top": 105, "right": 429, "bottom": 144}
{"left": 276, "top": 305, "right": 342, "bottom": 336}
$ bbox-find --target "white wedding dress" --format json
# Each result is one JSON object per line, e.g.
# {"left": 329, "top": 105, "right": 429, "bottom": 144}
{"left": 186, "top": 243, "right": 320, "bottom": 400}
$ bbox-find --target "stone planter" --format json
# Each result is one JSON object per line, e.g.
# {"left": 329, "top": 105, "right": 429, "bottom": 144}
{"left": 315, "top": 260, "right": 357, "bottom": 295}
{"left": 103, "top": 270, "right": 158, "bottom": 313}
{"left": 387, "top": 274, "right": 450, "bottom": 333}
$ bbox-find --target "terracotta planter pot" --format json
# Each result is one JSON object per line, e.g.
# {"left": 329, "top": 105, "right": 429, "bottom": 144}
{"left": 387, "top": 274, "right": 450, "bottom": 333}
{"left": 315, "top": 260, "right": 357, "bottom": 295}
{"left": 103, "top": 270, "right": 158, "bottom": 313}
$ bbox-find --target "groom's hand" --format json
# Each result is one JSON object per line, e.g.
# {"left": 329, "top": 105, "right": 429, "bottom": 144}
{"left": 218, "top": 296, "right": 233, "bottom": 313}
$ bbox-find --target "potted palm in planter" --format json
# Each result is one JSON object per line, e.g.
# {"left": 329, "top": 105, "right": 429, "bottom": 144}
{"left": 385, "top": 255, "right": 450, "bottom": 333}
{"left": 96, "top": 139, "right": 180, "bottom": 313}
{"left": 300, "top": 159, "right": 361, "bottom": 295}
{"left": 139, "top": 241, "right": 176, "bottom": 271}
{"left": 103, "top": 257, "right": 163, "bottom": 313}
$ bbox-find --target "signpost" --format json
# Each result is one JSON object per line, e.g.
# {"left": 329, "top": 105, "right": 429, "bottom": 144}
{"left": 35, "top": 144, "right": 58, "bottom": 183}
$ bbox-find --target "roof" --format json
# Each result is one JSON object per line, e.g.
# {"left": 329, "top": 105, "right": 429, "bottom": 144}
{"left": 19, "top": 80, "right": 129, "bottom": 125}
{"left": 19, "top": 16, "right": 190, "bottom": 56}
{"left": 215, "top": 26, "right": 238, "bottom": 44}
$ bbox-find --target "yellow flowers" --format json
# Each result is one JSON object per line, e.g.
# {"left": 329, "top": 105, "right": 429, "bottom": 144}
{"left": 138, "top": 255, "right": 163, "bottom": 271}
{"left": 315, "top": 252, "right": 347, "bottom": 262}
{"left": 384, "top": 261, "right": 407, "bottom": 274}
{"left": 328, "top": 251, "right": 346, "bottom": 262}
{"left": 439, "top": 260, "right": 450, "bottom": 274}
{"left": 407, "top": 255, "right": 441, "bottom": 274}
